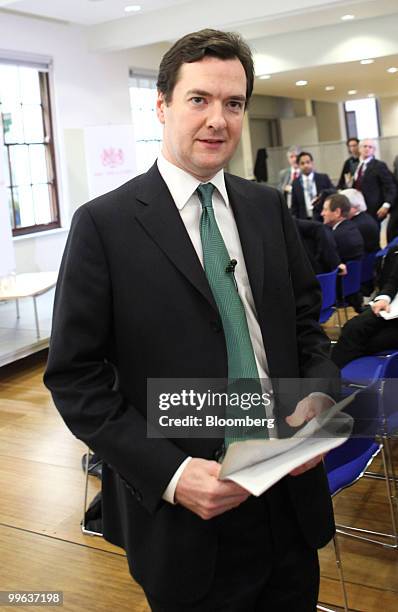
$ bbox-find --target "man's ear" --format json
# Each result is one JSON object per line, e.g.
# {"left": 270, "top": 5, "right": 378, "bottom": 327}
{"left": 156, "top": 91, "right": 166, "bottom": 124}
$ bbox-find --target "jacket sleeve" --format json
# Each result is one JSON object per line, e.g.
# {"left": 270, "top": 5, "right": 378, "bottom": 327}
{"left": 44, "top": 205, "right": 187, "bottom": 515}
{"left": 378, "top": 161, "right": 397, "bottom": 207}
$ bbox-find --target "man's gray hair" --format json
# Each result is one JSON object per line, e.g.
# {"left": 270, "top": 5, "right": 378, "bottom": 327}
{"left": 340, "top": 188, "right": 367, "bottom": 212}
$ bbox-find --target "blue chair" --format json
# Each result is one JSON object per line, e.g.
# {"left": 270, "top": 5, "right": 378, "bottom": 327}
{"left": 360, "top": 250, "right": 377, "bottom": 285}
{"left": 337, "top": 354, "right": 398, "bottom": 548}
{"left": 375, "top": 236, "right": 398, "bottom": 258}
{"left": 316, "top": 269, "right": 339, "bottom": 325}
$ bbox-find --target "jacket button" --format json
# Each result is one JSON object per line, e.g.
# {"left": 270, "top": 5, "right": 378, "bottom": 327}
{"left": 135, "top": 491, "right": 143, "bottom": 502}
{"left": 211, "top": 320, "right": 222, "bottom": 332}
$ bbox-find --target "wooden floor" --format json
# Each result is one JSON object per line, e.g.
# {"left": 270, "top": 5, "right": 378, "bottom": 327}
{"left": 0, "top": 348, "right": 397, "bottom": 611}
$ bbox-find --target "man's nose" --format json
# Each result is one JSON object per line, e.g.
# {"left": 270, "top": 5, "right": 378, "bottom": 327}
{"left": 206, "top": 102, "right": 227, "bottom": 130}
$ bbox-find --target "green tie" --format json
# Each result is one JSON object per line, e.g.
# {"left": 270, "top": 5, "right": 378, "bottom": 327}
{"left": 197, "top": 183, "right": 269, "bottom": 449}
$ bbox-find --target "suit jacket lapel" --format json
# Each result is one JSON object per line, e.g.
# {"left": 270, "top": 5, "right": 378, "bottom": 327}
{"left": 134, "top": 163, "right": 218, "bottom": 312}
{"left": 225, "top": 175, "right": 265, "bottom": 313}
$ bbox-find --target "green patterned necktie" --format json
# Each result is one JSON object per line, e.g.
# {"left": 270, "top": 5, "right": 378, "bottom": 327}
{"left": 197, "top": 182, "right": 269, "bottom": 449}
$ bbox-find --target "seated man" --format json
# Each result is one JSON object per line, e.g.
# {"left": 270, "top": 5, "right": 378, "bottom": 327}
{"left": 294, "top": 218, "right": 341, "bottom": 274}
{"left": 332, "top": 244, "right": 398, "bottom": 368}
{"left": 340, "top": 188, "right": 380, "bottom": 253}
{"left": 321, "top": 193, "right": 364, "bottom": 263}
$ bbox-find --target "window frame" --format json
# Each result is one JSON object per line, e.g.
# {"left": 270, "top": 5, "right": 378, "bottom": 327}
{"left": 1, "top": 64, "right": 60, "bottom": 237}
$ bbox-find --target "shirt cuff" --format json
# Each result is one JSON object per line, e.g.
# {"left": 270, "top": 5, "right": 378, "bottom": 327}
{"left": 382, "top": 202, "right": 391, "bottom": 209}
{"left": 162, "top": 456, "right": 192, "bottom": 504}
{"left": 374, "top": 295, "right": 391, "bottom": 304}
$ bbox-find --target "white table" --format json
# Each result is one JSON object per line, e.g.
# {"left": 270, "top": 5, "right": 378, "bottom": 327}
{"left": 0, "top": 272, "right": 58, "bottom": 339}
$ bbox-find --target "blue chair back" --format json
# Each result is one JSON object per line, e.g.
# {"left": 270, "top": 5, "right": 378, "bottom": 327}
{"left": 316, "top": 268, "right": 338, "bottom": 324}
{"left": 324, "top": 382, "right": 381, "bottom": 495}
{"left": 342, "top": 260, "right": 362, "bottom": 298}
{"left": 376, "top": 236, "right": 398, "bottom": 258}
{"left": 360, "top": 251, "right": 377, "bottom": 284}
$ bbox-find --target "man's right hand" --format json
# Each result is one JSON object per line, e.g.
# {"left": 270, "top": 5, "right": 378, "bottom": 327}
{"left": 372, "top": 299, "right": 390, "bottom": 316}
{"left": 174, "top": 458, "right": 250, "bottom": 520}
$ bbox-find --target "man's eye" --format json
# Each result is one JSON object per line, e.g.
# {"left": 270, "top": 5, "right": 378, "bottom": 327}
{"left": 191, "top": 97, "right": 205, "bottom": 105}
{"left": 228, "top": 101, "right": 244, "bottom": 111}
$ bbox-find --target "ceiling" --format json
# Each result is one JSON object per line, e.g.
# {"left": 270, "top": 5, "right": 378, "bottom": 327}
{"left": 1, "top": 0, "right": 398, "bottom": 103}
{"left": 253, "top": 55, "right": 398, "bottom": 102}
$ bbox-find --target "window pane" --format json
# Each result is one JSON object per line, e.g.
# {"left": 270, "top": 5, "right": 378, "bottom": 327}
{"left": 0, "top": 64, "right": 20, "bottom": 106}
{"left": 14, "top": 186, "right": 34, "bottom": 227}
{"left": 10, "top": 145, "right": 31, "bottom": 186}
{"left": 2, "top": 106, "right": 24, "bottom": 144}
{"left": 7, "top": 187, "right": 15, "bottom": 229}
{"left": 20, "top": 67, "right": 41, "bottom": 105}
{"left": 29, "top": 144, "right": 48, "bottom": 183}
{"left": 3, "top": 146, "right": 11, "bottom": 186}
{"left": 33, "top": 183, "right": 51, "bottom": 224}
{"left": 23, "top": 104, "right": 44, "bottom": 142}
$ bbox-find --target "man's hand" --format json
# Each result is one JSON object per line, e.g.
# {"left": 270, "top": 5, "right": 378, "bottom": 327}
{"left": 372, "top": 299, "right": 390, "bottom": 316}
{"left": 285, "top": 394, "right": 334, "bottom": 476}
{"left": 338, "top": 263, "right": 347, "bottom": 276}
{"left": 377, "top": 206, "right": 389, "bottom": 220}
{"left": 174, "top": 458, "right": 250, "bottom": 520}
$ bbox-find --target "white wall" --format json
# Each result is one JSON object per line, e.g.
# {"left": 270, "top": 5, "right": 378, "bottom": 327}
{"left": 379, "top": 96, "right": 398, "bottom": 138}
{"left": 313, "top": 101, "right": 343, "bottom": 142}
{"left": 280, "top": 116, "right": 319, "bottom": 147}
{"left": 0, "top": 12, "right": 164, "bottom": 273}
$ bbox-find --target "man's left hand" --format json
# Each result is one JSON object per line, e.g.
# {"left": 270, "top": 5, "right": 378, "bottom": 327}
{"left": 377, "top": 206, "right": 389, "bottom": 220}
{"left": 285, "top": 393, "right": 334, "bottom": 476}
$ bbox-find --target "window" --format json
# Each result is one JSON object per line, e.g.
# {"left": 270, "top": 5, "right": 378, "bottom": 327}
{"left": 0, "top": 62, "right": 59, "bottom": 236}
{"left": 129, "top": 72, "right": 162, "bottom": 175}
{"left": 344, "top": 98, "right": 380, "bottom": 140}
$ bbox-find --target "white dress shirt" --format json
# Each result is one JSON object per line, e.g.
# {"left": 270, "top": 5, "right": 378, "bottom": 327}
{"left": 302, "top": 173, "right": 317, "bottom": 218}
{"left": 157, "top": 153, "right": 272, "bottom": 503}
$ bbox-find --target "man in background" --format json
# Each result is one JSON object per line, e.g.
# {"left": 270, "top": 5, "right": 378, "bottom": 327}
{"left": 291, "top": 151, "right": 334, "bottom": 219}
{"left": 353, "top": 139, "right": 396, "bottom": 221}
{"left": 278, "top": 145, "right": 300, "bottom": 208}
{"left": 341, "top": 188, "right": 380, "bottom": 253}
{"left": 337, "top": 137, "right": 360, "bottom": 189}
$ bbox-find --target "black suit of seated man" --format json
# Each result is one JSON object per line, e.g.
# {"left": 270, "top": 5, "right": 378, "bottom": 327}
{"left": 294, "top": 218, "right": 340, "bottom": 274}
{"left": 44, "top": 28, "right": 339, "bottom": 612}
{"left": 332, "top": 245, "right": 398, "bottom": 368}
{"left": 339, "top": 188, "right": 380, "bottom": 253}
{"left": 291, "top": 151, "right": 334, "bottom": 220}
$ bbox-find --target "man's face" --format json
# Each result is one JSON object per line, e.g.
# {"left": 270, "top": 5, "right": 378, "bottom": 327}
{"left": 359, "top": 140, "right": 375, "bottom": 160}
{"left": 347, "top": 140, "right": 359, "bottom": 157}
{"left": 156, "top": 56, "right": 247, "bottom": 181}
{"left": 321, "top": 199, "right": 340, "bottom": 226}
{"left": 287, "top": 152, "right": 297, "bottom": 167}
{"left": 298, "top": 155, "right": 313, "bottom": 175}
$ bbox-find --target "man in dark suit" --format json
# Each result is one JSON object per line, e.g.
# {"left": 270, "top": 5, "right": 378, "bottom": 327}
{"left": 321, "top": 193, "right": 364, "bottom": 263}
{"left": 332, "top": 244, "right": 398, "bottom": 367}
{"left": 340, "top": 188, "right": 380, "bottom": 253}
{"left": 277, "top": 145, "right": 300, "bottom": 208}
{"left": 353, "top": 139, "right": 396, "bottom": 221}
{"left": 44, "top": 29, "right": 339, "bottom": 612}
{"left": 337, "top": 137, "right": 360, "bottom": 189}
{"left": 291, "top": 152, "right": 334, "bottom": 220}
{"left": 294, "top": 218, "right": 340, "bottom": 274}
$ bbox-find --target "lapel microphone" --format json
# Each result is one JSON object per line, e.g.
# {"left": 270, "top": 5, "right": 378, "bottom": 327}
{"left": 225, "top": 259, "right": 237, "bottom": 274}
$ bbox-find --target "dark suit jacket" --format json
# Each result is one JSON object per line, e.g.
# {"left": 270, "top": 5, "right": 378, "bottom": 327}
{"left": 377, "top": 245, "right": 398, "bottom": 299}
{"left": 291, "top": 172, "right": 334, "bottom": 219}
{"left": 44, "top": 163, "right": 338, "bottom": 604}
{"left": 295, "top": 219, "right": 340, "bottom": 274}
{"left": 351, "top": 211, "right": 380, "bottom": 253}
{"left": 357, "top": 158, "right": 396, "bottom": 219}
{"left": 337, "top": 156, "right": 360, "bottom": 189}
{"left": 329, "top": 219, "right": 364, "bottom": 263}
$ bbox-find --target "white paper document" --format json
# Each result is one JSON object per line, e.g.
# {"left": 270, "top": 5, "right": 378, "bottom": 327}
{"left": 219, "top": 392, "right": 356, "bottom": 496}
{"left": 375, "top": 294, "right": 398, "bottom": 320}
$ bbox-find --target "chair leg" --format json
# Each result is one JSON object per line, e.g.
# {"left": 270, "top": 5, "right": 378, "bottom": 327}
{"left": 333, "top": 535, "right": 349, "bottom": 612}
{"left": 381, "top": 444, "right": 398, "bottom": 547}
{"left": 81, "top": 446, "right": 103, "bottom": 537}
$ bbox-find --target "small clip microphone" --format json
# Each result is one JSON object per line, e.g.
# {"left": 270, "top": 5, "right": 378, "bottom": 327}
{"left": 225, "top": 259, "right": 237, "bottom": 274}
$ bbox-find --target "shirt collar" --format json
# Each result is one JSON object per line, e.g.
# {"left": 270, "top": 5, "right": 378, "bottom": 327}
{"left": 157, "top": 152, "right": 229, "bottom": 210}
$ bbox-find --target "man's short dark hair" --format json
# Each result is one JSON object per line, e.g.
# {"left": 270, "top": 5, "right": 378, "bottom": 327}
{"left": 347, "top": 137, "right": 359, "bottom": 145}
{"left": 297, "top": 151, "right": 313, "bottom": 163}
{"left": 325, "top": 193, "right": 351, "bottom": 218}
{"left": 157, "top": 29, "right": 254, "bottom": 107}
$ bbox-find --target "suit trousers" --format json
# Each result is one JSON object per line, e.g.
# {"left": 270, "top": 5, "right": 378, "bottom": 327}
{"left": 144, "top": 478, "right": 320, "bottom": 612}
{"left": 332, "top": 308, "right": 398, "bottom": 368}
